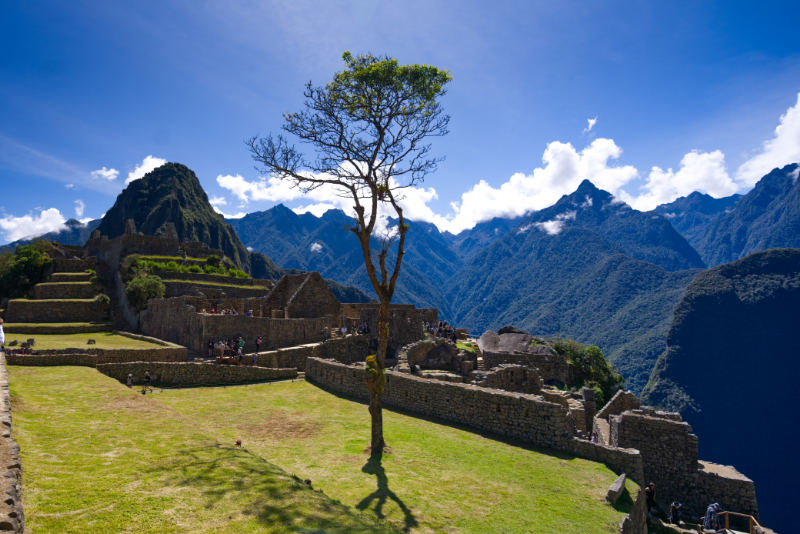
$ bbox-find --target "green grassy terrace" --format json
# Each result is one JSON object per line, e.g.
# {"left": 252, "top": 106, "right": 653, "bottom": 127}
{"left": 3, "top": 322, "right": 112, "bottom": 334}
{"left": 162, "top": 279, "right": 268, "bottom": 290}
{"left": 9, "top": 367, "right": 635, "bottom": 533}
{"left": 5, "top": 332, "right": 164, "bottom": 350}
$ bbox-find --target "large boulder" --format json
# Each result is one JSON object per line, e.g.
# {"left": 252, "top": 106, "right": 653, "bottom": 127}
{"left": 477, "top": 330, "right": 532, "bottom": 354}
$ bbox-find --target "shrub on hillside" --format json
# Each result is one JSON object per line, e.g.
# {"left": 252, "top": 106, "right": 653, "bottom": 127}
{"left": 125, "top": 274, "right": 165, "bottom": 311}
{"left": 227, "top": 268, "right": 249, "bottom": 279}
{"left": 0, "top": 241, "right": 54, "bottom": 298}
{"left": 94, "top": 293, "right": 111, "bottom": 304}
{"left": 551, "top": 338, "right": 624, "bottom": 406}
{"left": 205, "top": 255, "right": 221, "bottom": 267}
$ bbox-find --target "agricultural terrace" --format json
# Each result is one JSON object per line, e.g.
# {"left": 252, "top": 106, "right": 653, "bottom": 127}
{"left": 9, "top": 366, "right": 635, "bottom": 533}
{"left": 4, "top": 332, "right": 164, "bottom": 350}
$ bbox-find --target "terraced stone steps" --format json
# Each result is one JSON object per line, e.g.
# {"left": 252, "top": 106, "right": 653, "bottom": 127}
{"left": 33, "top": 282, "right": 97, "bottom": 299}
{"left": 50, "top": 272, "right": 91, "bottom": 283}
{"left": 3, "top": 322, "right": 113, "bottom": 334}
{"left": 5, "top": 299, "right": 110, "bottom": 323}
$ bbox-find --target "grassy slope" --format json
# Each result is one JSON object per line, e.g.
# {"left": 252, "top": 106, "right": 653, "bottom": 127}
{"left": 10, "top": 367, "right": 633, "bottom": 533}
{"left": 5, "top": 332, "right": 163, "bottom": 350}
{"left": 9, "top": 366, "right": 393, "bottom": 533}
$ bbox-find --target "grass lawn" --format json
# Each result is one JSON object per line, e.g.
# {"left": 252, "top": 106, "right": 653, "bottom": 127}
{"left": 5, "top": 332, "right": 164, "bottom": 350}
{"left": 10, "top": 367, "right": 635, "bottom": 533}
{"left": 9, "top": 366, "right": 392, "bottom": 533}
{"left": 162, "top": 279, "right": 265, "bottom": 290}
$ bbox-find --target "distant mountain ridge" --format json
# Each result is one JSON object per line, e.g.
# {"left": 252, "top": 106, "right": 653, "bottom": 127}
{"left": 653, "top": 191, "right": 741, "bottom": 254}
{"left": 695, "top": 163, "right": 800, "bottom": 265}
{"left": 0, "top": 218, "right": 101, "bottom": 252}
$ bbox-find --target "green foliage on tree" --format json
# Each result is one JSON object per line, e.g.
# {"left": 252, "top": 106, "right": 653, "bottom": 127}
{"left": 551, "top": 338, "right": 624, "bottom": 406}
{"left": 0, "top": 241, "right": 54, "bottom": 298}
{"left": 125, "top": 274, "right": 165, "bottom": 311}
{"left": 205, "top": 255, "right": 221, "bottom": 267}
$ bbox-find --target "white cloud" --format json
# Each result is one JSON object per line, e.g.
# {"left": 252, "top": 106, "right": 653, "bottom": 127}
{"left": 310, "top": 242, "right": 323, "bottom": 253}
{"left": 622, "top": 149, "right": 739, "bottom": 211}
{"left": 443, "top": 138, "right": 637, "bottom": 233}
{"left": 790, "top": 167, "right": 799, "bottom": 183}
{"left": 125, "top": 155, "right": 167, "bottom": 185}
{"left": 531, "top": 210, "right": 576, "bottom": 236}
{"left": 736, "top": 92, "right": 800, "bottom": 187}
{"left": 0, "top": 208, "right": 67, "bottom": 242}
{"left": 583, "top": 116, "right": 598, "bottom": 133}
{"left": 91, "top": 166, "right": 119, "bottom": 181}
{"left": 65, "top": 183, "right": 75, "bottom": 189}
{"left": 211, "top": 205, "right": 246, "bottom": 219}
{"left": 74, "top": 199, "right": 85, "bottom": 218}
{"left": 209, "top": 196, "right": 228, "bottom": 207}
{"left": 293, "top": 203, "right": 338, "bottom": 217}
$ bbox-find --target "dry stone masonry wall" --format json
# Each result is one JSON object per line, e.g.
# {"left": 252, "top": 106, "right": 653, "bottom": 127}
{"left": 97, "top": 361, "right": 296, "bottom": 386}
{"left": 0, "top": 355, "right": 24, "bottom": 533}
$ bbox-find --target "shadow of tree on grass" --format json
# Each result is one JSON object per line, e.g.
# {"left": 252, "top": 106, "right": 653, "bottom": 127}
{"left": 356, "top": 451, "right": 418, "bottom": 532}
{"left": 149, "top": 443, "right": 399, "bottom": 533}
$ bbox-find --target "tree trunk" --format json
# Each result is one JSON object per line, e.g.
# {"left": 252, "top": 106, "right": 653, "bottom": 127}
{"left": 367, "top": 298, "right": 390, "bottom": 453}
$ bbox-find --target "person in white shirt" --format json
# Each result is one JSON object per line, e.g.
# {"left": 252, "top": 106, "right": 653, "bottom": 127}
{"left": 0, "top": 318, "right": 4, "bottom": 352}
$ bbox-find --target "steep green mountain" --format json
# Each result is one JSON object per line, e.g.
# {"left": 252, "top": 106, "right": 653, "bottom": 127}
{"left": 526, "top": 179, "right": 705, "bottom": 271}
{"left": 96, "top": 162, "right": 252, "bottom": 270}
{"left": 696, "top": 163, "right": 800, "bottom": 265}
{"left": 0, "top": 218, "right": 101, "bottom": 252}
{"left": 447, "top": 223, "right": 697, "bottom": 392}
{"left": 229, "top": 206, "right": 457, "bottom": 316}
{"left": 446, "top": 216, "right": 521, "bottom": 259}
{"left": 653, "top": 191, "right": 741, "bottom": 252}
{"left": 642, "top": 248, "right": 800, "bottom": 532}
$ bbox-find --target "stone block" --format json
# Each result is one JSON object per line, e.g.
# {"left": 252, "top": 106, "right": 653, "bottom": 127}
{"left": 606, "top": 473, "right": 627, "bottom": 504}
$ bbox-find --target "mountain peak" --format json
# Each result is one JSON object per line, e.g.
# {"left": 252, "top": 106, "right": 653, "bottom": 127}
{"left": 95, "top": 162, "right": 251, "bottom": 268}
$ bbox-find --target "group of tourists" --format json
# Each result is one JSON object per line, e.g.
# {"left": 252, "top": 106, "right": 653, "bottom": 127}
{"left": 207, "top": 335, "right": 263, "bottom": 365}
{"left": 424, "top": 320, "right": 458, "bottom": 342}
{"left": 645, "top": 482, "right": 728, "bottom": 531}
{"left": 320, "top": 322, "right": 370, "bottom": 341}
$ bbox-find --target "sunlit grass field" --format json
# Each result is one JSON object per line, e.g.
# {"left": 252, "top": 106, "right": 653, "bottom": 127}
{"left": 9, "top": 366, "right": 635, "bottom": 533}
{"left": 5, "top": 332, "right": 163, "bottom": 350}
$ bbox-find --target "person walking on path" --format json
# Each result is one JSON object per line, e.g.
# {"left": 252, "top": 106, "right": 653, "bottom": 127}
{"left": 0, "top": 318, "right": 4, "bottom": 353}
{"left": 126, "top": 373, "right": 133, "bottom": 388}
{"left": 143, "top": 370, "right": 153, "bottom": 393}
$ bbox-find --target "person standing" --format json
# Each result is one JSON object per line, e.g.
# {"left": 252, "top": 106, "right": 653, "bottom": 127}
{"left": 126, "top": 373, "right": 133, "bottom": 388}
{"left": 255, "top": 336, "right": 262, "bottom": 353}
{"left": 0, "top": 318, "right": 4, "bottom": 353}
{"left": 143, "top": 370, "right": 152, "bottom": 393}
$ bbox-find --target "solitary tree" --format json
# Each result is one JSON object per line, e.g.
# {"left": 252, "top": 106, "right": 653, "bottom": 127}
{"left": 247, "top": 52, "right": 451, "bottom": 453}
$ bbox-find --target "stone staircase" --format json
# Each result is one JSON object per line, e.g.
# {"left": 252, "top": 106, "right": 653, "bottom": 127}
{"left": 476, "top": 356, "right": 487, "bottom": 371}
{"left": 4, "top": 262, "right": 111, "bottom": 331}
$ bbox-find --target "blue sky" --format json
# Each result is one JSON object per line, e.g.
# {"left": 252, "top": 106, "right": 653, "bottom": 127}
{"left": 1, "top": 0, "right": 799, "bottom": 243}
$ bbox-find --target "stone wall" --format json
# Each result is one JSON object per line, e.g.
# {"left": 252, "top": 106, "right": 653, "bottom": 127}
{"left": 687, "top": 463, "right": 758, "bottom": 521}
{"left": 472, "top": 364, "right": 543, "bottom": 394}
{"left": 5, "top": 298, "right": 109, "bottom": 323}
{"left": 7, "top": 346, "right": 186, "bottom": 365}
{"left": 565, "top": 438, "right": 645, "bottom": 485}
{"left": 481, "top": 350, "right": 574, "bottom": 386}
{"left": 148, "top": 271, "right": 271, "bottom": 287}
{"left": 596, "top": 390, "right": 641, "bottom": 421}
{"left": 315, "top": 335, "right": 371, "bottom": 364}
{"left": 97, "top": 361, "right": 296, "bottom": 386}
{"left": 0, "top": 354, "right": 24, "bottom": 532}
{"left": 6, "top": 353, "right": 97, "bottom": 367}
{"left": 306, "top": 357, "right": 576, "bottom": 451}
{"left": 53, "top": 257, "right": 95, "bottom": 272}
{"left": 140, "top": 296, "right": 335, "bottom": 354}
{"left": 619, "top": 488, "right": 647, "bottom": 534}
{"left": 33, "top": 282, "right": 96, "bottom": 299}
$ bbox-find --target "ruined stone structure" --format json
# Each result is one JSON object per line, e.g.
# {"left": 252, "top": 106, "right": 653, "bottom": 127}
{"left": 596, "top": 391, "right": 758, "bottom": 520}
{"left": 477, "top": 331, "right": 575, "bottom": 385}
{"left": 261, "top": 272, "right": 340, "bottom": 319}
{"left": 342, "top": 303, "right": 437, "bottom": 356}
{"left": 97, "top": 361, "right": 297, "bottom": 386}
